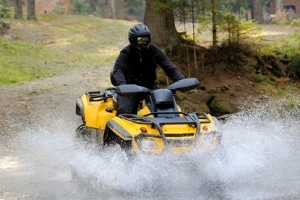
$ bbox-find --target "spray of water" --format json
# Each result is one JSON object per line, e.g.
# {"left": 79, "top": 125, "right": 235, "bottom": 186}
{"left": 1, "top": 101, "right": 300, "bottom": 200}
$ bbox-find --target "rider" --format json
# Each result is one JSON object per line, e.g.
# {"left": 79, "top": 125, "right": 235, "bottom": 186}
{"left": 111, "top": 23, "right": 185, "bottom": 115}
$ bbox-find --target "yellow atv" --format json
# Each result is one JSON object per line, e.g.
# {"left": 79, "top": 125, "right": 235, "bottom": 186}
{"left": 75, "top": 78, "right": 222, "bottom": 155}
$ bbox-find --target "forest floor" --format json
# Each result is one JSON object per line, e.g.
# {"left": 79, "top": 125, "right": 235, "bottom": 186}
{"left": 175, "top": 23, "right": 300, "bottom": 116}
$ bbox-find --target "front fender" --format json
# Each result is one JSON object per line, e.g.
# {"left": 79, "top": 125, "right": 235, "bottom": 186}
{"left": 106, "top": 119, "right": 132, "bottom": 141}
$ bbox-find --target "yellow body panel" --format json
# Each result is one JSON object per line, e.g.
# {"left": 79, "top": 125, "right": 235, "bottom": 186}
{"left": 137, "top": 102, "right": 151, "bottom": 116}
{"left": 80, "top": 92, "right": 221, "bottom": 154}
{"left": 81, "top": 94, "right": 116, "bottom": 129}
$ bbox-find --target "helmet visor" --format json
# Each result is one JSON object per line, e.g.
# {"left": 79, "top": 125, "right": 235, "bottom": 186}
{"left": 137, "top": 36, "right": 151, "bottom": 47}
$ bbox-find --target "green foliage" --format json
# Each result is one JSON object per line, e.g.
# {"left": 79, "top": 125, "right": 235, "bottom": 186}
{"left": 252, "top": 73, "right": 265, "bottom": 83}
{"left": 0, "top": 3, "right": 10, "bottom": 18}
{"left": 218, "top": 12, "right": 260, "bottom": 45}
{"left": 53, "top": 5, "right": 65, "bottom": 14}
{"left": 207, "top": 96, "right": 232, "bottom": 115}
{"left": 256, "top": 45, "right": 276, "bottom": 57}
{"left": 254, "top": 30, "right": 300, "bottom": 69}
{"left": 211, "top": 13, "right": 262, "bottom": 72}
{"left": 287, "top": 55, "right": 300, "bottom": 80}
{"left": 283, "top": 97, "right": 300, "bottom": 113}
{"left": 150, "top": 1, "right": 171, "bottom": 14}
{"left": 0, "top": 0, "right": 10, "bottom": 5}
{"left": 277, "top": 31, "right": 300, "bottom": 58}
{"left": 70, "top": 0, "right": 89, "bottom": 14}
{"left": 290, "top": 19, "right": 300, "bottom": 26}
{"left": 252, "top": 73, "right": 274, "bottom": 84}
{"left": 223, "top": 0, "right": 246, "bottom": 15}
{"left": 124, "top": 0, "right": 144, "bottom": 7}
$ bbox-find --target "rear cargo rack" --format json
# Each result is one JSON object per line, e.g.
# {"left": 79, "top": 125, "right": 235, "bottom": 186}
{"left": 86, "top": 91, "right": 104, "bottom": 101}
{"left": 86, "top": 87, "right": 116, "bottom": 102}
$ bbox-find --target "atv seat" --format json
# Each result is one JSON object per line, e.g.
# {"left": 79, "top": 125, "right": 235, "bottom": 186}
{"left": 151, "top": 89, "right": 179, "bottom": 118}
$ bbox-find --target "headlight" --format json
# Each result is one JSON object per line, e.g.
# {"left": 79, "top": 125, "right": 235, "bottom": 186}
{"left": 139, "top": 139, "right": 157, "bottom": 149}
{"left": 168, "top": 139, "right": 194, "bottom": 147}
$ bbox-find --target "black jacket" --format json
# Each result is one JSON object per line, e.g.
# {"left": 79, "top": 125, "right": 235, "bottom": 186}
{"left": 112, "top": 44, "right": 185, "bottom": 89}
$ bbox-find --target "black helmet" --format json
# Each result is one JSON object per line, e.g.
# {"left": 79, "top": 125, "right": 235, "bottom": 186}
{"left": 128, "top": 24, "right": 151, "bottom": 51}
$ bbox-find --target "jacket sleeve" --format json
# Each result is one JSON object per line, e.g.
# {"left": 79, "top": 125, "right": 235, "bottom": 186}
{"left": 154, "top": 46, "right": 185, "bottom": 82}
{"left": 111, "top": 48, "right": 129, "bottom": 86}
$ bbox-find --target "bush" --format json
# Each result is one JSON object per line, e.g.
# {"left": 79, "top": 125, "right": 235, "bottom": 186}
{"left": 252, "top": 73, "right": 265, "bottom": 83}
{"left": 287, "top": 55, "right": 300, "bottom": 79}
{"left": 290, "top": 19, "right": 300, "bottom": 26}
{"left": 0, "top": 4, "right": 10, "bottom": 18}
{"left": 71, "top": 0, "right": 89, "bottom": 14}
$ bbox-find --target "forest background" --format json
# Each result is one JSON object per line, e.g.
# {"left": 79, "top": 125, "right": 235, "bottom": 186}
{"left": 1, "top": 0, "right": 300, "bottom": 117}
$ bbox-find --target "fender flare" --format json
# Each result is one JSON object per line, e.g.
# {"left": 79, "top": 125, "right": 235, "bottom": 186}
{"left": 106, "top": 120, "right": 132, "bottom": 141}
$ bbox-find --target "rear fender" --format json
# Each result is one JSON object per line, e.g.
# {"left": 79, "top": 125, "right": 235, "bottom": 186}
{"left": 76, "top": 97, "right": 85, "bottom": 121}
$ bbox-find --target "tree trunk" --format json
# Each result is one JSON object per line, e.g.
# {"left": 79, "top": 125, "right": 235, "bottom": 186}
{"left": 252, "top": 0, "right": 264, "bottom": 24}
{"left": 89, "top": 0, "right": 97, "bottom": 15}
{"left": 211, "top": 0, "right": 218, "bottom": 73}
{"left": 111, "top": 0, "right": 116, "bottom": 19}
{"left": 14, "top": 0, "right": 23, "bottom": 19}
{"left": 275, "top": 0, "right": 283, "bottom": 14}
{"left": 144, "top": 0, "right": 180, "bottom": 48}
{"left": 27, "top": 0, "right": 36, "bottom": 20}
{"left": 211, "top": 0, "right": 217, "bottom": 48}
{"left": 62, "top": 0, "right": 68, "bottom": 15}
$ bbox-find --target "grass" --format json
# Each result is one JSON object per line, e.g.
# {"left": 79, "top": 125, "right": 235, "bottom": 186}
{"left": 0, "top": 14, "right": 135, "bottom": 85}
{"left": 0, "top": 39, "right": 55, "bottom": 83}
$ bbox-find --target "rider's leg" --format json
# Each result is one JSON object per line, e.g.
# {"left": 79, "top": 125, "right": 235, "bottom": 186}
{"left": 116, "top": 95, "right": 139, "bottom": 115}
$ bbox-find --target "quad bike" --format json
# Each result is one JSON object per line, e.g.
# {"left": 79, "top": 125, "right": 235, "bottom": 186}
{"left": 75, "top": 78, "right": 222, "bottom": 155}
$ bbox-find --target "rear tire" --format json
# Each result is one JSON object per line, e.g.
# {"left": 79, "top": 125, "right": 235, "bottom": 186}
{"left": 75, "top": 124, "right": 90, "bottom": 141}
{"left": 75, "top": 124, "right": 104, "bottom": 144}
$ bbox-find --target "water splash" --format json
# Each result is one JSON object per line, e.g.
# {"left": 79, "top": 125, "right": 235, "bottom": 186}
{"left": 1, "top": 104, "right": 300, "bottom": 200}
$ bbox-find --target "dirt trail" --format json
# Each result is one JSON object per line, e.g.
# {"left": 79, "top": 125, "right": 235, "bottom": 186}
{"left": 0, "top": 16, "right": 126, "bottom": 138}
{"left": 0, "top": 66, "right": 112, "bottom": 136}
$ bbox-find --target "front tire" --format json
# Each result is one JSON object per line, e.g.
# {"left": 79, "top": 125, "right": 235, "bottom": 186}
{"left": 103, "top": 126, "right": 133, "bottom": 155}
